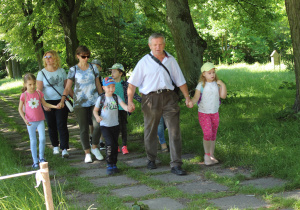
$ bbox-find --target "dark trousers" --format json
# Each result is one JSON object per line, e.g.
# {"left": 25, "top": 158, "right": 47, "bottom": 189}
{"left": 44, "top": 100, "right": 69, "bottom": 150}
{"left": 142, "top": 91, "right": 182, "bottom": 168}
{"left": 74, "top": 106, "right": 101, "bottom": 150}
{"left": 118, "top": 110, "right": 128, "bottom": 146}
{"left": 101, "top": 125, "right": 120, "bottom": 165}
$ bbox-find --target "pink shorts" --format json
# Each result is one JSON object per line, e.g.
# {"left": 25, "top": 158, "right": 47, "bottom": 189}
{"left": 198, "top": 112, "right": 219, "bottom": 141}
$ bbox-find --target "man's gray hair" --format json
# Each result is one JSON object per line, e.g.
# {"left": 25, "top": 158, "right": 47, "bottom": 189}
{"left": 148, "top": 33, "right": 166, "bottom": 44}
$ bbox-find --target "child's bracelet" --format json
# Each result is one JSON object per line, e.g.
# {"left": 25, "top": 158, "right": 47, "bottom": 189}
{"left": 62, "top": 95, "right": 67, "bottom": 98}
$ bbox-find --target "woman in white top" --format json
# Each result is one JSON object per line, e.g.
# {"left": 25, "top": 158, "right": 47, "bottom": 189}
{"left": 190, "top": 62, "right": 227, "bottom": 166}
{"left": 37, "top": 50, "right": 72, "bottom": 158}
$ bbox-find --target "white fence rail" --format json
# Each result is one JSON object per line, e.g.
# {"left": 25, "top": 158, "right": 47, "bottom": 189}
{"left": 0, "top": 162, "right": 54, "bottom": 210}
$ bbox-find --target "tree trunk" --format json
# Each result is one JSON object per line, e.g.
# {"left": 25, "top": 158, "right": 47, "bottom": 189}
{"left": 12, "top": 59, "right": 21, "bottom": 78}
{"left": 57, "top": 0, "right": 82, "bottom": 68}
{"left": 285, "top": 0, "right": 300, "bottom": 112}
{"left": 166, "top": 0, "right": 207, "bottom": 88}
{"left": 21, "top": 0, "right": 44, "bottom": 70}
{"left": 6, "top": 59, "right": 13, "bottom": 78}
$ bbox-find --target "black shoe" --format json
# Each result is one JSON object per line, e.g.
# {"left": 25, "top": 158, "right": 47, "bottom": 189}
{"left": 147, "top": 160, "right": 157, "bottom": 169}
{"left": 171, "top": 166, "right": 187, "bottom": 175}
{"left": 99, "top": 142, "right": 106, "bottom": 150}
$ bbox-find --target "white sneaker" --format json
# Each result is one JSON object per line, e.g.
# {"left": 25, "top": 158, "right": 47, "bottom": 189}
{"left": 53, "top": 147, "right": 59, "bottom": 155}
{"left": 91, "top": 148, "right": 104, "bottom": 160}
{"left": 62, "top": 149, "right": 69, "bottom": 158}
{"left": 84, "top": 153, "right": 93, "bottom": 163}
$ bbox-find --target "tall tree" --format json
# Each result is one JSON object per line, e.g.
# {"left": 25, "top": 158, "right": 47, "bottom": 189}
{"left": 166, "top": 0, "right": 207, "bottom": 87}
{"left": 21, "top": 0, "right": 44, "bottom": 70}
{"left": 54, "top": 0, "right": 82, "bottom": 67}
{"left": 285, "top": 0, "right": 300, "bottom": 112}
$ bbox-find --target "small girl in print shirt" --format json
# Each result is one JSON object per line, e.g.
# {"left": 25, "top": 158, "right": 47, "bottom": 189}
{"left": 18, "top": 73, "right": 60, "bottom": 169}
{"left": 189, "top": 62, "right": 227, "bottom": 166}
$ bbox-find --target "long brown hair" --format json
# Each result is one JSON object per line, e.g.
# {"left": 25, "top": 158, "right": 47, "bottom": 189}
{"left": 21, "top": 73, "right": 36, "bottom": 93}
{"left": 43, "top": 50, "right": 61, "bottom": 69}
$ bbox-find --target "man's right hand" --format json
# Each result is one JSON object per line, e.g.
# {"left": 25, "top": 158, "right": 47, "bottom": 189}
{"left": 128, "top": 101, "right": 135, "bottom": 112}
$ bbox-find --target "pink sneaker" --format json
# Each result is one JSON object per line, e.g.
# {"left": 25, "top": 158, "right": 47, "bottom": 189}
{"left": 122, "top": 146, "right": 129, "bottom": 154}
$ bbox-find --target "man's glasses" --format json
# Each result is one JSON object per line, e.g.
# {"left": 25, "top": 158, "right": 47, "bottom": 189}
{"left": 44, "top": 55, "right": 52, "bottom": 59}
{"left": 80, "top": 55, "right": 90, "bottom": 59}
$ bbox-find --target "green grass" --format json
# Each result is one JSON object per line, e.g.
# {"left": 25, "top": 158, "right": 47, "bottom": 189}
{"left": 1, "top": 63, "right": 300, "bottom": 209}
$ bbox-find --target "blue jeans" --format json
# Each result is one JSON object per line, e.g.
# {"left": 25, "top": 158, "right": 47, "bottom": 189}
{"left": 27, "top": 120, "right": 46, "bottom": 164}
{"left": 157, "top": 117, "right": 166, "bottom": 144}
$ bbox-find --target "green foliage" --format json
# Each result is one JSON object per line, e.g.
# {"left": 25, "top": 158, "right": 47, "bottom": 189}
{"left": 190, "top": 0, "right": 291, "bottom": 64}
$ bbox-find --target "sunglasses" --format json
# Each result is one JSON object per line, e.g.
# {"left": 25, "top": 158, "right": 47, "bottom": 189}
{"left": 44, "top": 55, "right": 52, "bottom": 59}
{"left": 80, "top": 55, "right": 90, "bottom": 59}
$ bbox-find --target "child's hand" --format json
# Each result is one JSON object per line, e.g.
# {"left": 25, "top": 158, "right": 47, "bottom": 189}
{"left": 188, "top": 101, "right": 194, "bottom": 108}
{"left": 96, "top": 116, "right": 102, "bottom": 123}
{"left": 24, "top": 120, "right": 31, "bottom": 126}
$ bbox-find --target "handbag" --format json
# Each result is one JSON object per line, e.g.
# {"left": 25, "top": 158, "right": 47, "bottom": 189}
{"left": 41, "top": 70, "right": 74, "bottom": 112}
{"left": 148, "top": 52, "right": 180, "bottom": 95}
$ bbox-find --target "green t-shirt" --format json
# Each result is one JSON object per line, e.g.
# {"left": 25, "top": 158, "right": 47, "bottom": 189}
{"left": 114, "top": 80, "right": 125, "bottom": 110}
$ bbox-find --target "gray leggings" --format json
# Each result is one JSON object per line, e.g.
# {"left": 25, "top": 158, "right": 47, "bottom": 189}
{"left": 74, "top": 106, "right": 101, "bottom": 150}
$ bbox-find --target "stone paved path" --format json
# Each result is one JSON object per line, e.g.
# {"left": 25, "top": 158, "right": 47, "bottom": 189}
{"left": 0, "top": 93, "right": 298, "bottom": 210}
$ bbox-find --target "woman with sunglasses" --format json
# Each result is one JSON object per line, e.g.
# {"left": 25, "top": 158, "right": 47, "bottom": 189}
{"left": 37, "top": 50, "right": 72, "bottom": 158}
{"left": 60, "top": 46, "right": 104, "bottom": 163}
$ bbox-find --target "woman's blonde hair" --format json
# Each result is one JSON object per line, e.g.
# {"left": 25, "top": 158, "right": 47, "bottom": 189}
{"left": 43, "top": 50, "right": 61, "bottom": 69}
{"left": 21, "top": 73, "right": 36, "bottom": 93}
{"left": 198, "top": 70, "right": 218, "bottom": 87}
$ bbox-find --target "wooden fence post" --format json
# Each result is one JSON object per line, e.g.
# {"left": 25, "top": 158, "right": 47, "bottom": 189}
{"left": 40, "top": 162, "right": 54, "bottom": 210}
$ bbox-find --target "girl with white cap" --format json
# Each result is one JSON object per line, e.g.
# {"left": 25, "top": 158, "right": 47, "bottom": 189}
{"left": 189, "top": 62, "right": 227, "bottom": 165}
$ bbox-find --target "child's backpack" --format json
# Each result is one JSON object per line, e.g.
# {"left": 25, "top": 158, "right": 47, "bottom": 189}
{"left": 98, "top": 93, "right": 119, "bottom": 115}
{"left": 197, "top": 82, "right": 221, "bottom": 105}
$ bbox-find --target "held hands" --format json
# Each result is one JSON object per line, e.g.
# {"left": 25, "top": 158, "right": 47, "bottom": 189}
{"left": 43, "top": 105, "right": 51, "bottom": 112}
{"left": 188, "top": 101, "right": 194, "bottom": 108}
{"left": 185, "top": 97, "right": 193, "bottom": 108}
{"left": 128, "top": 101, "right": 135, "bottom": 112}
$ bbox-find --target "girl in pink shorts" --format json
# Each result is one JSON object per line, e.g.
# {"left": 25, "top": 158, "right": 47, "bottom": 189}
{"left": 189, "top": 62, "right": 227, "bottom": 165}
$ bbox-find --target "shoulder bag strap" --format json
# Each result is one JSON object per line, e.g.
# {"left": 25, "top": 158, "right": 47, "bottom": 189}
{"left": 41, "top": 70, "right": 62, "bottom": 97}
{"left": 148, "top": 52, "right": 176, "bottom": 87}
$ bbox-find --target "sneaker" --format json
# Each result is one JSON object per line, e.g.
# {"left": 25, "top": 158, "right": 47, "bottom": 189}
{"left": 113, "top": 164, "right": 120, "bottom": 173}
{"left": 39, "top": 158, "right": 46, "bottom": 163}
{"left": 32, "top": 163, "right": 39, "bottom": 169}
{"left": 118, "top": 146, "right": 121, "bottom": 153}
{"left": 91, "top": 148, "right": 104, "bottom": 160}
{"left": 122, "top": 146, "right": 129, "bottom": 155}
{"left": 53, "top": 147, "right": 59, "bottom": 155}
{"left": 62, "top": 149, "right": 69, "bottom": 158}
{"left": 84, "top": 153, "right": 92, "bottom": 163}
{"left": 99, "top": 142, "right": 106, "bottom": 150}
{"left": 204, "top": 154, "right": 214, "bottom": 166}
{"left": 106, "top": 164, "right": 114, "bottom": 175}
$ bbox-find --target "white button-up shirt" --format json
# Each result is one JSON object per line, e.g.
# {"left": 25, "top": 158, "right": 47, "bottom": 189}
{"left": 128, "top": 51, "right": 186, "bottom": 95}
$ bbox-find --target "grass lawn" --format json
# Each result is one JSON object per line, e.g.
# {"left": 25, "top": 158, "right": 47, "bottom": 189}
{"left": 1, "top": 62, "right": 300, "bottom": 209}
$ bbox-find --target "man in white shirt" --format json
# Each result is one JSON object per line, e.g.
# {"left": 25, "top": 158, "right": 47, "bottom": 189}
{"left": 127, "top": 33, "right": 192, "bottom": 175}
